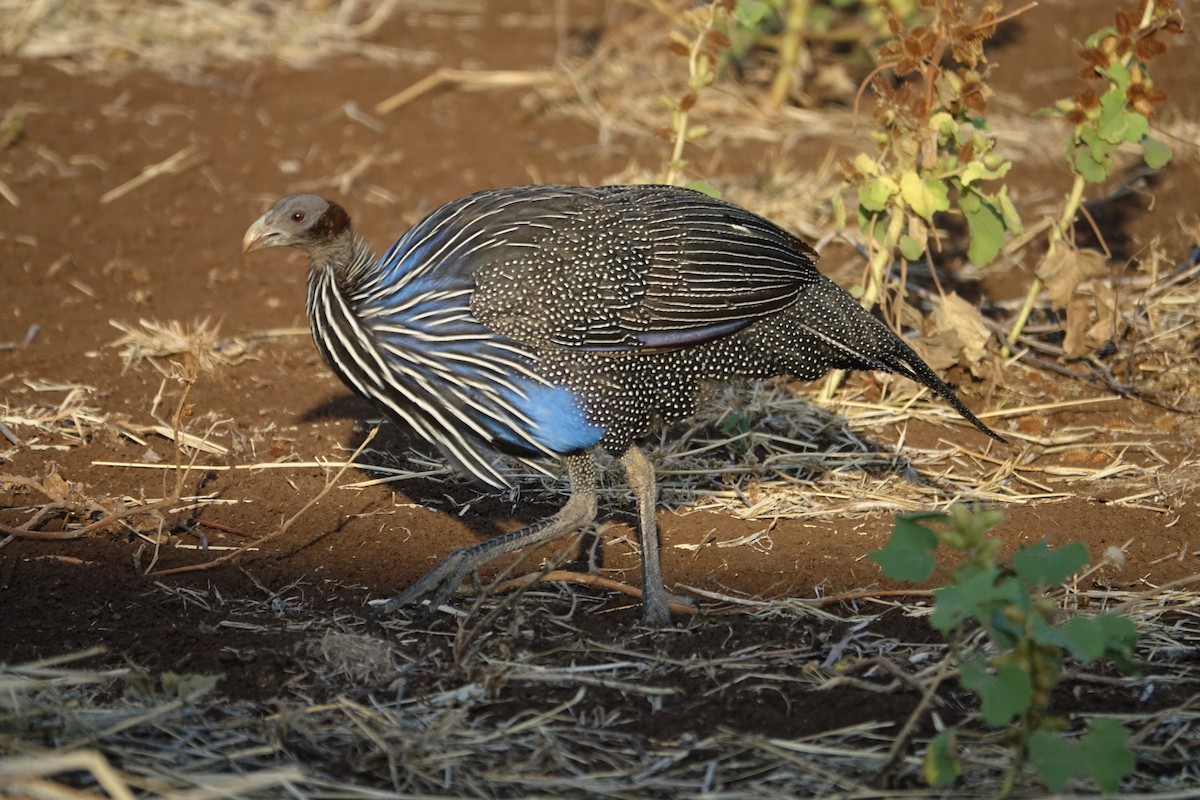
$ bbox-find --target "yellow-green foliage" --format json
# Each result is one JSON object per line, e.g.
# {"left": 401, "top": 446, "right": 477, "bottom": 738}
{"left": 837, "top": 1, "right": 1024, "bottom": 285}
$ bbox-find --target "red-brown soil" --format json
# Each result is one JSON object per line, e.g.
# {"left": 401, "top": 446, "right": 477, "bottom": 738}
{"left": 2, "top": 1, "right": 1199, "bottom": 796}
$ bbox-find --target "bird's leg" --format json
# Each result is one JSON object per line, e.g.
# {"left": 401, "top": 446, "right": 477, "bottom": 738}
{"left": 621, "top": 445, "right": 692, "bottom": 626}
{"left": 372, "top": 454, "right": 599, "bottom": 617}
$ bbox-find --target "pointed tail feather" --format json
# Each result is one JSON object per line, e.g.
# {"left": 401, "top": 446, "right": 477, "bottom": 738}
{"left": 797, "top": 319, "right": 1005, "bottom": 444}
{"left": 882, "top": 342, "right": 1006, "bottom": 443}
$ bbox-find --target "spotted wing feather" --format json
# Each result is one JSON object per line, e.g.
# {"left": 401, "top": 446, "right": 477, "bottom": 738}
{"left": 463, "top": 185, "right": 821, "bottom": 352}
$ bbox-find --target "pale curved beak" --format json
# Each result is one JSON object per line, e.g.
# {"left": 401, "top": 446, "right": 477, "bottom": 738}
{"left": 242, "top": 216, "right": 274, "bottom": 254}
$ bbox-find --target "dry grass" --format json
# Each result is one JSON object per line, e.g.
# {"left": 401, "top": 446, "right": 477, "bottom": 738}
{"left": 79, "top": 350, "right": 1189, "bottom": 527}
{"left": 11, "top": 359, "right": 1193, "bottom": 797}
{"left": 0, "top": 584, "right": 1196, "bottom": 798}
{"left": 539, "top": 2, "right": 1062, "bottom": 176}
{"left": 82, "top": 377, "right": 1180, "bottom": 525}
{"left": 0, "top": 0, "right": 467, "bottom": 74}
{"left": 194, "top": 372, "right": 1174, "bottom": 525}
{"left": 0, "top": 379, "right": 108, "bottom": 451}
{"left": 108, "top": 318, "right": 245, "bottom": 375}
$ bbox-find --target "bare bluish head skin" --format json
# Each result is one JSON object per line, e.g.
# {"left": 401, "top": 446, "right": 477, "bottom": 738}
{"left": 243, "top": 195, "right": 351, "bottom": 262}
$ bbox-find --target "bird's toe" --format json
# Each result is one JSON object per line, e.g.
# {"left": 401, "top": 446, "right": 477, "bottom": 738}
{"left": 640, "top": 586, "right": 697, "bottom": 627}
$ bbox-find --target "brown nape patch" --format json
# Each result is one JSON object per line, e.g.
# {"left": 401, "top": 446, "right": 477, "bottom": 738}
{"left": 314, "top": 201, "right": 352, "bottom": 241}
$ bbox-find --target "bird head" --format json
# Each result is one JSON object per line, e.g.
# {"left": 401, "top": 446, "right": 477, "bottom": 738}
{"left": 243, "top": 194, "right": 352, "bottom": 262}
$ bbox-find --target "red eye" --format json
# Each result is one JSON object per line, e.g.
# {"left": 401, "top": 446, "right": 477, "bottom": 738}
{"left": 291, "top": 211, "right": 305, "bottom": 223}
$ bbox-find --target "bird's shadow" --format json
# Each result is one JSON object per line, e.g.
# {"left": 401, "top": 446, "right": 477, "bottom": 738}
{"left": 298, "top": 393, "right": 596, "bottom": 562}
{"left": 655, "top": 393, "right": 924, "bottom": 500}
{"left": 298, "top": 387, "right": 938, "bottom": 553}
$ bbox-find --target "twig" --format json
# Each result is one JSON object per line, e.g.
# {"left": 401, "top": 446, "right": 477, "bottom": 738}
{"left": 0, "top": 751, "right": 136, "bottom": 800}
{"left": 374, "top": 68, "right": 561, "bottom": 114}
{"left": 0, "top": 323, "right": 39, "bottom": 350}
{"left": 874, "top": 633, "right": 964, "bottom": 786}
{"left": 0, "top": 498, "right": 175, "bottom": 541}
{"left": 486, "top": 568, "right": 700, "bottom": 616}
{"left": 0, "top": 418, "right": 20, "bottom": 445}
{"left": 99, "top": 145, "right": 207, "bottom": 205}
{"left": 150, "top": 426, "right": 380, "bottom": 576}
{"left": 0, "top": 175, "right": 18, "bottom": 206}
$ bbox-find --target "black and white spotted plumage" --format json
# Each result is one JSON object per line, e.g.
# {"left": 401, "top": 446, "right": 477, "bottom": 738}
{"left": 244, "top": 184, "right": 1003, "bottom": 624}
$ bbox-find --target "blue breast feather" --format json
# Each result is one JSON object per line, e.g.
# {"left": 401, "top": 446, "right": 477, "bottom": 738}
{"left": 358, "top": 223, "right": 606, "bottom": 458}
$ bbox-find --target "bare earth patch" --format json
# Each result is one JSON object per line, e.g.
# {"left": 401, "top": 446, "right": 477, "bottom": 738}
{"left": 2, "top": 0, "right": 1199, "bottom": 797}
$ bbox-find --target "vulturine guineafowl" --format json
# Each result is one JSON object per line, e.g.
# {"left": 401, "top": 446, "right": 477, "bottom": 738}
{"left": 243, "top": 184, "right": 1004, "bottom": 625}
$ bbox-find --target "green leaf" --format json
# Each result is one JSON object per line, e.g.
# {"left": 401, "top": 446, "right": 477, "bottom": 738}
{"left": 1143, "top": 136, "right": 1173, "bottom": 169}
{"left": 1081, "top": 125, "right": 1115, "bottom": 160}
{"left": 1029, "top": 730, "right": 1080, "bottom": 791}
{"left": 1073, "top": 148, "right": 1111, "bottom": 183}
{"left": 1123, "top": 112, "right": 1149, "bottom": 144}
{"left": 1084, "top": 25, "right": 1119, "bottom": 49}
{"left": 1096, "top": 613, "right": 1139, "bottom": 669}
{"left": 961, "top": 158, "right": 1011, "bottom": 186}
{"left": 928, "top": 111, "right": 957, "bottom": 138}
{"left": 1097, "top": 88, "right": 1133, "bottom": 145}
{"left": 900, "top": 171, "right": 950, "bottom": 222}
{"left": 869, "top": 515, "right": 940, "bottom": 581}
{"left": 858, "top": 177, "right": 895, "bottom": 212}
{"left": 898, "top": 234, "right": 925, "bottom": 262}
{"left": 996, "top": 185, "right": 1023, "bottom": 236}
{"left": 1100, "top": 61, "right": 1131, "bottom": 91}
{"left": 852, "top": 152, "right": 880, "bottom": 177}
{"left": 924, "top": 730, "right": 960, "bottom": 787}
{"left": 1013, "top": 539, "right": 1088, "bottom": 587}
{"left": 1033, "top": 610, "right": 1139, "bottom": 666}
{"left": 733, "top": 0, "right": 775, "bottom": 28}
{"left": 683, "top": 179, "right": 721, "bottom": 198}
{"left": 931, "top": 564, "right": 1000, "bottom": 632}
{"left": 961, "top": 660, "right": 1032, "bottom": 726}
{"left": 1057, "top": 615, "right": 1106, "bottom": 662}
{"left": 960, "top": 189, "right": 1005, "bottom": 266}
{"left": 930, "top": 585, "right": 971, "bottom": 633}
{"left": 951, "top": 571, "right": 1026, "bottom": 640}
{"left": 1079, "top": 717, "right": 1135, "bottom": 793}
{"left": 984, "top": 593, "right": 1028, "bottom": 649}
{"left": 855, "top": 204, "right": 889, "bottom": 242}
{"left": 1029, "top": 612, "right": 1064, "bottom": 647}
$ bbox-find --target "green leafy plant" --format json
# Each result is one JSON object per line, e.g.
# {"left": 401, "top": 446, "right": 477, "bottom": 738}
{"left": 728, "top": 0, "right": 922, "bottom": 109}
{"left": 1007, "top": 0, "right": 1184, "bottom": 350}
{"left": 658, "top": 0, "right": 733, "bottom": 188}
{"left": 871, "top": 506, "right": 1138, "bottom": 797}
{"left": 729, "top": 0, "right": 810, "bottom": 109}
{"left": 822, "top": 1, "right": 1028, "bottom": 399}
{"left": 837, "top": 2, "right": 1027, "bottom": 305}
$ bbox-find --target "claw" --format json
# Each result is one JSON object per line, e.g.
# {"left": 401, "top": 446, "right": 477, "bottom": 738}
{"left": 641, "top": 585, "right": 696, "bottom": 626}
{"left": 370, "top": 552, "right": 469, "bottom": 618}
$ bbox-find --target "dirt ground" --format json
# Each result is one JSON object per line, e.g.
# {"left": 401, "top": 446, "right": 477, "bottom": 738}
{"left": 2, "top": 1, "right": 1199, "bottom": 796}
